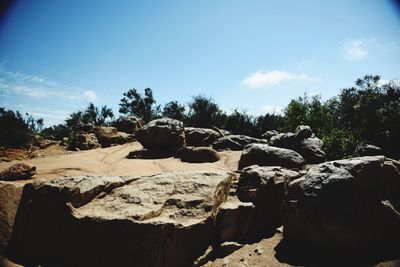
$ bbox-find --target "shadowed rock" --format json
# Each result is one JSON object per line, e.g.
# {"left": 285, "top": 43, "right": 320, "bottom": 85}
{"left": 175, "top": 146, "right": 220, "bottom": 163}
{"left": 185, "top": 127, "right": 221, "bottom": 147}
{"left": 238, "top": 144, "right": 305, "bottom": 170}
{"left": 213, "top": 135, "right": 268, "bottom": 151}
{"left": 0, "top": 163, "right": 36, "bottom": 181}
{"left": 7, "top": 172, "right": 233, "bottom": 267}
{"left": 114, "top": 115, "right": 144, "bottom": 134}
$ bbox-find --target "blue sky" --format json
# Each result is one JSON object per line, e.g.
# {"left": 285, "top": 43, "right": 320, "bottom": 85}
{"left": 0, "top": 0, "right": 399, "bottom": 126}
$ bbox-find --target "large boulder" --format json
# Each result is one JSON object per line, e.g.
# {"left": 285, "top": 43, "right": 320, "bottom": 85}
{"left": 296, "top": 137, "right": 326, "bottom": 164}
{"left": 0, "top": 163, "right": 36, "bottom": 181}
{"left": 0, "top": 181, "right": 24, "bottom": 257}
{"left": 175, "top": 146, "right": 220, "bottom": 163}
{"left": 356, "top": 144, "right": 383, "bottom": 156}
{"left": 269, "top": 132, "right": 296, "bottom": 149}
{"left": 236, "top": 165, "right": 300, "bottom": 239}
{"left": 238, "top": 144, "right": 305, "bottom": 170}
{"left": 7, "top": 172, "right": 233, "bottom": 267}
{"left": 136, "top": 118, "right": 186, "bottom": 151}
{"left": 94, "top": 126, "right": 134, "bottom": 147}
{"left": 185, "top": 127, "right": 221, "bottom": 147}
{"left": 261, "top": 130, "right": 279, "bottom": 140}
{"left": 212, "top": 135, "right": 268, "bottom": 151}
{"left": 73, "top": 133, "right": 101, "bottom": 150}
{"left": 114, "top": 116, "right": 144, "bottom": 134}
{"left": 283, "top": 156, "right": 400, "bottom": 258}
{"left": 294, "top": 125, "right": 313, "bottom": 140}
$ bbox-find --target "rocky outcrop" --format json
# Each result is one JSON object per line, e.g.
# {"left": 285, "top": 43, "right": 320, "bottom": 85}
{"left": 270, "top": 126, "right": 326, "bottom": 164}
{"left": 0, "top": 181, "right": 24, "bottom": 257}
{"left": 356, "top": 144, "right": 383, "bottom": 156}
{"left": 136, "top": 118, "right": 186, "bottom": 151}
{"left": 94, "top": 126, "right": 134, "bottom": 147}
{"left": 185, "top": 127, "right": 221, "bottom": 147}
{"left": 238, "top": 144, "right": 305, "bottom": 170}
{"left": 212, "top": 135, "right": 268, "bottom": 151}
{"left": 0, "top": 163, "right": 36, "bottom": 181}
{"left": 73, "top": 133, "right": 101, "bottom": 150}
{"left": 114, "top": 115, "right": 144, "bottom": 134}
{"left": 175, "top": 146, "right": 220, "bottom": 163}
{"left": 236, "top": 165, "right": 300, "bottom": 239}
{"left": 261, "top": 130, "right": 279, "bottom": 140}
{"left": 283, "top": 156, "right": 400, "bottom": 257}
{"left": 7, "top": 172, "right": 233, "bottom": 267}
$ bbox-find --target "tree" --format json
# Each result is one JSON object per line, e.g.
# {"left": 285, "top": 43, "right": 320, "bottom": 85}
{"left": 119, "top": 88, "right": 160, "bottom": 122}
{"left": 162, "top": 101, "right": 186, "bottom": 121}
{"left": 187, "top": 95, "right": 226, "bottom": 128}
{"left": 0, "top": 108, "right": 32, "bottom": 148}
{"left": 65, "top": 103, "right": 114, "bottom": 128}
{"left": 224, "top": 109, "right": 255, "bottom": 136}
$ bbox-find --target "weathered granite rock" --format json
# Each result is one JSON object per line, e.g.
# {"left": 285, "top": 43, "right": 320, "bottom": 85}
{"left": 175, "top": 146, "right": 220, "bottom": 163}
{"left": 0, "top": 181, "right": 24, "bottom": 257}
{"left": 212, "top": 135, "right": 268, "bottom": 151}
{"left": 7, "top": 172, "right": 233, "bottom": 267}
{"left": 73, "top": 133, "right": 101, "bottom": 150}
{"left": 0, "top": 163, "right": 36, "bottom": 181}
{"left": 236, "top": 165, "right": 300, "bottom": 239}
{"left": 269, "top": 133, "right": 296, "bottom": 149}
{"left": 114, "top": 115, "right": 144, "bottom": 134}
{"left": 94, "top": 126, "right": 133, "bottom": 147}
{"left": 294, "top": 125, "right": 313, "bottom": 140}
{"left": 238, "top": 144, "right": 305, "bottom": 170}
{"left": 297, "top": 138, "right": 326, "bottom": 164}
{"left": 185, "top": 127, "right": 221, "bottom": 147}
{"left": 136, "top": 118, "right": 186, "bottom": 151}
{"left": 356, "top": 144, "right": 383, "bottom": 156}
{"left": 283, "top": 156, "right": 400, "bottom": 257}
{"left": 261, "top": 130, "right": 279, "bottom": 140}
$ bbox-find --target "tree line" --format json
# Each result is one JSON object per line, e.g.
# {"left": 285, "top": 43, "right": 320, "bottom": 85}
{"left": 1, "top": 75, "right": 399, "bottom": 160}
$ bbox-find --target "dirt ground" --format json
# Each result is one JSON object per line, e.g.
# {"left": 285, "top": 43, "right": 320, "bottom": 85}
{"left": 0, "top": 142, "right": 241, "bottom": 184}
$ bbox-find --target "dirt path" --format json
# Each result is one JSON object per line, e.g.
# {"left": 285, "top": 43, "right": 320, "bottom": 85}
{"left": 0, "top": 142, "right": 241, "bottom": 183}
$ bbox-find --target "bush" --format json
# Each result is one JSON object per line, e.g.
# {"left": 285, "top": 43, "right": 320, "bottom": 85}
{"left": 0, "top": 108, "right": 33, "bottom": 148}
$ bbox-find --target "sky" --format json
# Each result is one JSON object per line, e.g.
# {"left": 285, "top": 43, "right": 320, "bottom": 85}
{"left": 0, "top": 0, "right": 399, "bottom": 126}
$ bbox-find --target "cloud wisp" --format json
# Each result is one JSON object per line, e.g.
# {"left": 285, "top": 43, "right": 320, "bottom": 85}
{"left": 343, "top": 40, "right": 368, "bottom": 61}
{"left": 241, "top": 70, "right": 311, "bottom": 89}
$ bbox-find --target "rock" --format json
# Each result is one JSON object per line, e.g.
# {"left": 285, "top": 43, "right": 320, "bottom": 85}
{"left": 114, "top": 115, "right": 144, "bottom": 134}
{"left": 269, "top": 133, "right": 296, "bottom": 149}
{"left": 94, "top": 126, "right": 133, "bottom": 147}
{"left": 0, "top": 163, "right": 36, "bottom": 181}
{"left": 175, "top": 146, "right": 220, "bottom": 163}
{"left": 32, "top": 135, "right": 58, "bottom": 149}
{"left": 127, "top": 149, "right": 174, "bottom": 159}
{"left": 356, "top": 144, "right": 383, "bottom": 156}
{"left": 73, "top": 133, "right": 101, "bottom": 150}
{"left": 7, "top": 172, "right": 234, "bottom": 267}
{"left": 283, "top": 156, "right": 400, "bottom": 258}
{"left": 0, "top": 181, "right": 24, "bottom": 257}
{"left": 261, "top": 130, "right": 279, "bottom": 140}
{"left": 296, "top": 138, "right": 326, "bottom": 164}
{"left": 238, "top": 144, "right": 305, "bottom": 170}
{"left": 185, "top": 127, "right": 221, "bottom": 147}
{"left": 294, "top": 125, "right": 313, "bottom": 140}
{"left": 136, "top": 118, "right": 186, "bottom": 151}
{"left": 213, "top": 135, "right": 268, "bottom": 151}
{"left": 236, "top": 165, "right": 300, "bottom": 238}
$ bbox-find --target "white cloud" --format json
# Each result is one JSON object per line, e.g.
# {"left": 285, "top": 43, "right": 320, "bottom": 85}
{"left": 261, "top": 105, "right": 283, "bottom": 115}
{"left": 242, "top": 70, "right": 310, "bottom": 89}
{"left": 83, "top": 90, "right": 97, "bottom": 102}
{"left": 343, "top": 40, "right": 368, "bottom": 60}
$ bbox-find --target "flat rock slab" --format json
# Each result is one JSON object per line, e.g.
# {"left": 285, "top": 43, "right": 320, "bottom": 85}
{"left": 7, "top": 171, "right": 233, "bottom": 267}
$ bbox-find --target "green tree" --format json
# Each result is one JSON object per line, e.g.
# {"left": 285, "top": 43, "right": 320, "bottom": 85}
{"left": 224, "top": 109, "right": 255, "bottom": 136}
{"left": 65, "top": 103, "right": 114, "bottom": 128}
{"left": 0, "top": 108, "right": 32, "bottom": 148}
{"left": 119, "top": 88, "right": 160, "bottom": 122}
{"left": 187, "top": 95, "right": 226, "bottom": 128}
{"left": 162, "top": 101, "right": 186, "bottom": 121}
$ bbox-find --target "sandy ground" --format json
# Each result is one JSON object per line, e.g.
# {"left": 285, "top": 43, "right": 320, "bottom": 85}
{"left": 0, "top": 142, "right": 241, "bottom": 184}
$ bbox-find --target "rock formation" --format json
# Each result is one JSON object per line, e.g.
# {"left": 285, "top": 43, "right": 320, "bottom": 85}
{"left": 212, "top": 135, "right": 268, "bottom": 151}
{"left": 238, "top": 144, "right": 305, "bottom": 169}
{"left": 7, "top": 172, "right": 233, "bottom": 267}
{"left": 175, "top": 146, "right": 220, "bottom": 163}
{"left": 185, "top": 127, "right": 221, "bottom": 147}
{"left": 114, "top": 115, "right": 144, "bottom": 134}
{"left": 0, "top": 163, "right": 36, "bottom": 181}
{"left": 136, "top": 118, "right": 186, "bottom": 152}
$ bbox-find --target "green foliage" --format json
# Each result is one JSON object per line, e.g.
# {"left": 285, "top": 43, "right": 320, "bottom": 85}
{"left": 224, "top": 109, "right": 256, "bottom": 136}
{"left": 66, "top": 103, "right": 114, "bottom": 128}
{"left": 119, "top": 88, "right": 160, "bottom": 122}
{"left": 0, "top": 108, "right": 33, "bottom": 148}
{"left": 162, "top": 101, "right": 186, "bottom": 121}
{"left": 187, "top": 95, "right": 226, "bottom": 128}
{"left": 41, "top": 124, "right": 69, "bottom": 140}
